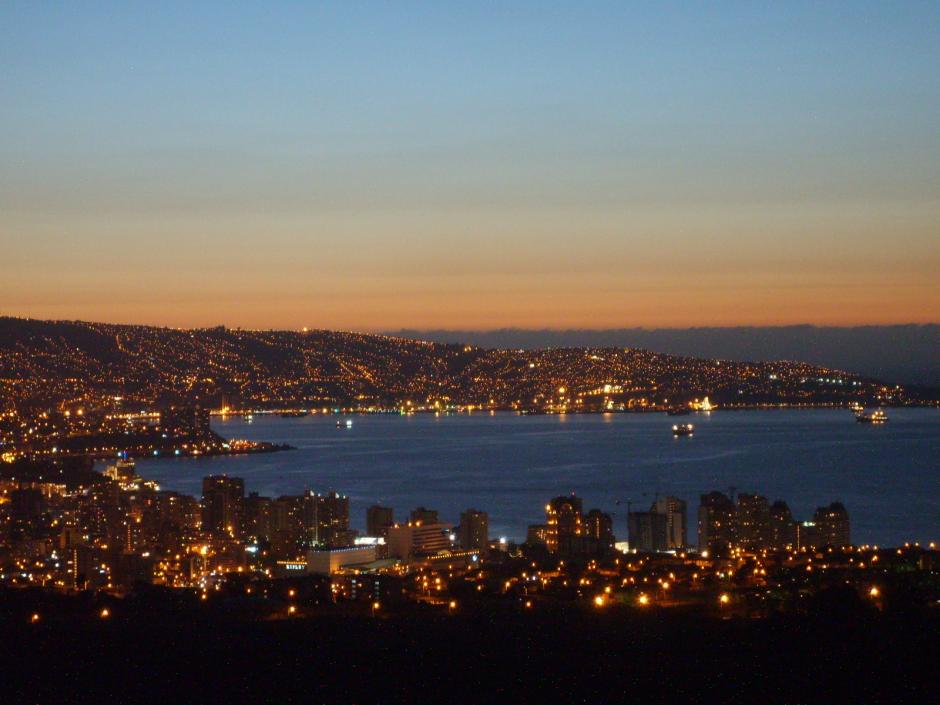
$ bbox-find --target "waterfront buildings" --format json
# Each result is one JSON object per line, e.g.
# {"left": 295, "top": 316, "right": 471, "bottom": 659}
{"left": 631, "top": 496, "right": 689, "bottom": 551}
{"left": 1, "top": 452, "right": 862, "bottom": 602}
{"left": 533, "top": 496, "right": 615, "bottom": 557}
{"left": 697, "top": 492, "right": 850, "bottom": 554}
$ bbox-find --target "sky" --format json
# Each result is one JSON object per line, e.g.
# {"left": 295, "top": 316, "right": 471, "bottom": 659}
{"left": 1, "top": 2, "right": 938, "bottom": 330}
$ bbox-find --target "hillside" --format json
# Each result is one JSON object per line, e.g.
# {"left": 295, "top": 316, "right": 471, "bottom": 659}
{"left": 0, "top": 317, "right": 906, "bottom": 412}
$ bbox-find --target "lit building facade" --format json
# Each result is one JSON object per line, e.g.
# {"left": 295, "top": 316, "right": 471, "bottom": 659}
{"left": 386, "top": 522, "right": 453, "bottom": 560}
{"left": 458, "top": 509, "right": 489, "bottom": 551}
{"left": 698, "top": 491, "right": 735, "bottom": 556}
{"left": 201, "top": 475, "right": 245, "bottom": 538}
{"left": 545, "top": 495, "right": 583, "bottom": 554}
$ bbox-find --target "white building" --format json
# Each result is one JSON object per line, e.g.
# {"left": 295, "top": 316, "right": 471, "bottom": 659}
{"left": 386, "top": 522, "right": 453, "bottom": 560}
{"left": 306, "top": 545, "right": 377, "bottom": 574}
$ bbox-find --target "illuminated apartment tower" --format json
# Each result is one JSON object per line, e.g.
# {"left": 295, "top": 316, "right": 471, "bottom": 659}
{"left": 652, "top": 495, "right": 688, "bottom": 549}
{"left": 734, "top": 493, "right": 772, "bottom": 550}
{"left": 769, "top": 500, "right": 798, "bottom": 549}
{"left": 386, "top": 521, "right": 453, "bottom": 560}
{"left": 201, "top": 475, "right": 245, "bottom": 538}
{"left": 545, "top": 495, "right": 583, "bottom": 554}
{"left": 315, "top": 491, "right": 352, "bottom": 547}
{"left": 458, "top": 509, "right": 489, "bottom": 551}
{"left": 697, "top": 491, "right": 735, "bottom": 556}
{"left": 584, "top": 509, "right": 615, "bottom": 552}
{"left": 813, "top": 502, "right": 851, "bottom": 547}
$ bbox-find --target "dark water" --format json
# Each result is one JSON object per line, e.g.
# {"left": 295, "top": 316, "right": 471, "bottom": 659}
{"left": 130, "top": 409, "right": 940, "bottom": 547}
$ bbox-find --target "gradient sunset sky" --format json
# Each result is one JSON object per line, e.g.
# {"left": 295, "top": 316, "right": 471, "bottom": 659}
{"left": 2, "top": 2, "right": 938, "bottom": 330}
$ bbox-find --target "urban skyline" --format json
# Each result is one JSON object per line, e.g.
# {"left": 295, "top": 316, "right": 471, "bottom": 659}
{"left": 2, "top": 3, "right": 938, "bottom": 702}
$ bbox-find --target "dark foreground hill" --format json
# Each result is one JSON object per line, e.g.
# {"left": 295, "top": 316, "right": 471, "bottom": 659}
{"left": 2, "top": 603, "right": 937, "bottom": 705}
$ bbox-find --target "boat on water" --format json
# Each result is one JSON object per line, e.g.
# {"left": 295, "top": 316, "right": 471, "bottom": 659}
{"left": 336, "top": 419, "right": 353, "bottom": 429}
{"left": 280, "top": 410, "right": 308, "bottom": 418}
{"left": 856, "top": 409, "right": 888, "bottom": 424}
{"left": 672, "top": 423, "right": 694, "bottom": 437}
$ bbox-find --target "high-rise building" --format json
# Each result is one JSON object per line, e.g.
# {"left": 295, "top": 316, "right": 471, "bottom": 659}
{"left": 201, "top": 475, "right": 244, "bottom": 538}
{"left": 813, "top": 502, "right": 850, "bottom": 547}
{"left": 583, "top": 509, "right": 615, "bottom": 553}
{"left": 652, "top": 495, "right": 687, "bottom": 549}
{"left": 545, "top": 495, "right": 583, "bottom": 554}
{"left": 796, "top": 521, "right": 820, "bottom": 550}
{"left": 769, "top": 500, "right": 797, "bottom": 549}
{"left": 698, "top": 491, "right": 735, "bottom": 556}
{"left": 629, "top": 511, "right": 668, "bottom": 552}
{"left": 244, "top": 492, "right": 274, "bottom": 540}
{"left": 265, "top": 495, "right": 310, "bottom": 558}
{"left": 366, "top": 505, "right": 395, "bottom": 538}
{"left": 458, "top": 509, "right": 489, "bottom": 551}
{"left": 735, "top": 493, "right": 772, "bottom": 549}
{"left": 409, "top": 507, "right": 439, "bottom": 525}
{"left": 315, "top": 491, "right": 352, "bottom": 547}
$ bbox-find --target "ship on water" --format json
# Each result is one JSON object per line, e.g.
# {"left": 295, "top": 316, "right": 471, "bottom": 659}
{"left": 336, "top": 419, "right": 353, "bottom": 429}
{"left": 280, "top": 410, "right": 308, "bottom": 418}
{"left": 666, "top": 407, "right": 691, "bottom": 416}
{"left": 672, "top": 423, "right": 694, "bottom": 437}
{"left": 856, "top": 409, "right": 889, "bottom": 424}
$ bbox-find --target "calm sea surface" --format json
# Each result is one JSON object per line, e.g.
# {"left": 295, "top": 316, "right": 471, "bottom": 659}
{"left": 127, "top": 409, "right": 940, "bottom": 547}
